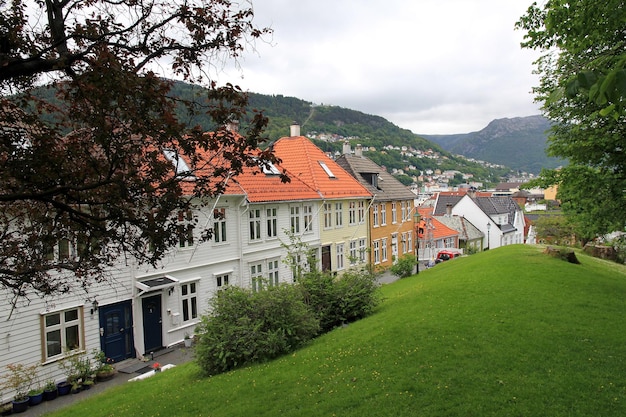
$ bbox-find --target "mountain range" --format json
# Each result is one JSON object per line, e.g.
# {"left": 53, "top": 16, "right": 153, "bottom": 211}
{"left": 420, "top": 115, "right": 564, "bottom": 174}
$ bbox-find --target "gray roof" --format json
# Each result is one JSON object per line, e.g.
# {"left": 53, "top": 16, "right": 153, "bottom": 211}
{"left": 335, "top": 154, "right": 415, "bottom": 202}
{"left": 435, "top": 215, "right": 484, "bottom": 241}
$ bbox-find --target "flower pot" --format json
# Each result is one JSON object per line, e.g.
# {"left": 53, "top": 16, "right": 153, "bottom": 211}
{"left": 28, "top": 392, "right": 43, "bottom": 406}
{"left": 12, "top": 397, "right": 29, "bottom": 414}
{"left": 57, "top": 382, "right": 71, "bottom": 396}
{"left": 43, "top": 387, "right": 58, "bottom": 401}
{"left": 96, "top": 370, "right": 116, "bottom": 382}
{"left": 184, "top": 338, "right": 192, "bottom": 348}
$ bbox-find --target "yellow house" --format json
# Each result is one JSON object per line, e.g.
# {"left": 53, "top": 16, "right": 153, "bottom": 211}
{"left": 273, "top": 126, "right": 373, "bottom": 274}
{"left": 336, "top": 143, "right": 417, "bottom": 271}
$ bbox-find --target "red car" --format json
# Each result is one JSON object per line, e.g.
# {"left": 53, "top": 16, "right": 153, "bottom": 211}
{"left": 435, "top": 250, "right": 463, "bottom": 264}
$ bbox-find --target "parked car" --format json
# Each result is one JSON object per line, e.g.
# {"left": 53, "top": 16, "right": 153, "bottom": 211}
{"left": 435, "top": 250, "right": 463, "bottom": 264}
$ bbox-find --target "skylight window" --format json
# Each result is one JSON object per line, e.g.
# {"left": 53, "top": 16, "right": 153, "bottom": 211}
{"left": 319, "top": 161, "right": 336, "bottom": 178}
{"left": 163, "top": 149, "right": 195, "bottom": 180}
{"left": 261, "top": 161, "right": 281, "bottom": 175}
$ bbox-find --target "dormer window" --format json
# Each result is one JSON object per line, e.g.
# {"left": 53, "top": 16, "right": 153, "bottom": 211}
{"left": 319, "top": 161, "right": 336, "bottom": 178}
{"left": 261, "top": 161, "right": 281, "bottom": 175}
{"left": 361, "top": 173, "right": 379, "bottom": 188}
{"left": 163, "top": 149, "right": 195, "bottom": 180}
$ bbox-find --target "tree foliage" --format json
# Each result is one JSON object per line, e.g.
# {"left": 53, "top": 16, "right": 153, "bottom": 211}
{"left": 517, "top": 0, "right": 626, "bottom": 237}
{"left": 0, "top": 0, "right": 279, "bottom": 297}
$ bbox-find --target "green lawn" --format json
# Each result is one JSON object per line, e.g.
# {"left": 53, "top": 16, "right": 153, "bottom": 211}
{"left": 49, "top": 245, "right": 626, "bottom": 416}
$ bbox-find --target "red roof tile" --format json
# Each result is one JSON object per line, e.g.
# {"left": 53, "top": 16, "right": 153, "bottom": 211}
{"left": 272, "top": 136, "right": 373, "bottom": 199}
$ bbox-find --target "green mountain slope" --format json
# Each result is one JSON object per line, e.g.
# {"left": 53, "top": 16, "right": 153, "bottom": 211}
{"left": 52, "top": 245, "right": 626, "bottom": 417}
{"left": 423, "top": 115, "right": 565, "bottom": 174}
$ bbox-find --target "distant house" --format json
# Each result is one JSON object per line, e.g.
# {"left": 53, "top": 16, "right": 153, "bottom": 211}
{"left": 433, "top": 190, "right": 525, "bottom": 249}
{"left": 435, "top": 213, "right": 484, "bottom": 253}
{"left": 415, "top": 207, "right": 460, "bottom": 261}
{"left": 336, "top": 142, "right": 417, "bottom": 270}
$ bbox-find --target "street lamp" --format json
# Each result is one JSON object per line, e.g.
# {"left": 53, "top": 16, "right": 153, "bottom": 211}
{"left": 486, "top": 221, "right": 491, "bottom": 250}
{"left": 414, "top": 211, "right": 421, "bottom": 274}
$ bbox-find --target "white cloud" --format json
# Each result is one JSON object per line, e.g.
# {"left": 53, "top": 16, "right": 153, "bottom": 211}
{"left": 214, "top": 0, "right": 542, "bottom": 134}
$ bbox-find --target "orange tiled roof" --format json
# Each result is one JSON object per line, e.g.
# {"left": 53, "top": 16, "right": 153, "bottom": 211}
{"left": 228, "top": 163, "right": 321, "bottom": 203}
{"left": 272, "top": 135, "right": 373, "bottom": 199}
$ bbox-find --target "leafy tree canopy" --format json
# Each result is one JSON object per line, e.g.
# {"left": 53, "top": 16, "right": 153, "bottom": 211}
{"left": 517, "top": 0, "right": 626, "bottom": 237}
{"left": 0, "top": 0, "right": 279, "bottom": 298}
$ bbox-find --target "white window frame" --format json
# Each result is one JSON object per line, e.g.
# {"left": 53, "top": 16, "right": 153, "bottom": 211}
{"left": 251, "top": 263, "right": 263, "bottom": 291}
{"left": 373, "top": 240, "right": 380, "bottom": 264}
{"left": 358, "top": 201, "right": 365, "bottom": 224}
{"left": 359, "top": 238, "right": 367, "bottom": 263}
{"left": 249, "top": 209, "right": 262, "bottom": 241}
{"left": 336, "top": 243, "right": 345, "bottom": 271}
{"left": 213, "top": 208, "right": 227, "bottom": 243}
{"left": 380, "top": 203, "right": 387, "bottom": 226}
{"left": 324, "top": 203, "right": 333, "bottom": 229}
{"left": 216, "top": 273, "right": 229, "bottom": 290}
{"left": 348, "top": 201, "right": 356, "bottom": 225}
{"left": 382, "top": 238, "right": 388, "bottom": 262}
{"left": 266, "top": 207, "right": 278, "bottom": 238}
{"left": 303, "top": 204, "right": 314, "bottom": 233}
{"left": 391, "top": 202, "right": 397, "bottom": 224}
{"left": 335, "top": 202, "right": 343, "bottom": 227}
{"left": 42, "top": 306, "right": 84, "bottom": 361}
{"left": 268, "top": 259, "right": 280, "bottom": 286}
{"left": 349, "top": 240, "right": 358, "bottom": 265}
{"left": 181, "top": 281, "right": 198, "bottom": 322}
{"left": 290, "top": 205, "right": 301, "bottom": 234}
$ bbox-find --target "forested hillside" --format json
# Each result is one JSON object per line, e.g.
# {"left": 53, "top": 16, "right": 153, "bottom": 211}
{"left": 423, "top": 116, "right": 564, "bottom": 174}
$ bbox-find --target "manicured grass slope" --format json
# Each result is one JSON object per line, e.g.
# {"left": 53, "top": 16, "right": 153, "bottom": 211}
{"left": 51, "top": 245, "right": 626, "bottom": 417}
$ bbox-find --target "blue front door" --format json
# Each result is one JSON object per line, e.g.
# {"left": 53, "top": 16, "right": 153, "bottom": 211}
{"left": 142, "top": 294, "right": 163, "bottom": 354}
{"left": 99, "top": 301, "right": 134, "bottom": 363}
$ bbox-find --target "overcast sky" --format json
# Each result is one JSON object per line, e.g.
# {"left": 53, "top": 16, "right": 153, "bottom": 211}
{"left": 216, "top": 0, "right": 542, "bottom": 135}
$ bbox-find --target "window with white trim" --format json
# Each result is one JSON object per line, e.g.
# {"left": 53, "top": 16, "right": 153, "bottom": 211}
{"left": 303, "top": 204, "right": 314, "bottom": 232}
{"left": 373, "top": 204, "right": 379, "bottom": 227}
{"left": 335, "top": 202, "right": 343, "bottom": 227}
{"left": 408, "top": 231, "right": 413, "bottom": 253}
{"left": 382, "top": 238, "right": 388, "bottom": 262}
{"left": 324, "top": 203, "right": 333, "bottom": 229}
{"left": 216, "top": 274, "right": 229, "bottom": 289}
{"left": 213, "top": 208, "right": 227, "bottom": 243}
{"left": 349, "top": 240, "right": 358, "bottom": 265}
{"left": 359, "top": 238, "right": 367, "bottom": 263}
{"left": 401, "top": 232, "right": 407, "bottom": 254}
{"left": 268, "top": 259, "right": 280, "bottom": 286}
{"left": 380, "top": 203, "right": 387, "bottom": 226}
{"left": 401, "top": 202, "right": 407, "bottom": 223}
{"left": 251, "top": 263, "right": 263, "bottom": 291}
{"left": 358, "top": 201, "right": 365, "bottom": 224}
{"left": 181, "top": 282, "right": 198, "bottom": 322}
{"left": 349, "top": 201, "right": 356, "bottom": 225}
{"left": 177, "top": 210, "right": 194, "bottom": 248}
{"left": 266, "top": 207, "right": 278, "bottom": 238}
{"left": 290, "top": 206, "right": 300, "bottom": 233}
{"left": 249, "top": 209, "right": 261, "bottom": 241}
{"left": 373, "top": 240, "right": 380, "bottom": 264}
{"left": 391, "top": 202, "right": 397, "bottom": 224}
{"left": 336, "top": 243, "right": 345, "bottom": 271}
{"left": 42, "top": 307, "right": 84, "bottom": 360}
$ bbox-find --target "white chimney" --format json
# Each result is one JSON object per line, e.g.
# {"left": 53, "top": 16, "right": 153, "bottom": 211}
{"left": 290, "top": 123, "right": 300, "bottom": 137}
{"left": 342, "top": 140, "right": 351, "bottom": 155}
{"left": 355, "top": 144, "right": 363, "bottom": 157}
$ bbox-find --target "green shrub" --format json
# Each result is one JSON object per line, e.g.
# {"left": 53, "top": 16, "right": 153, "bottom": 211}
{"left": 194, "top": 285, "right": 319, "bottom": 376}
{"left": 390, "top": 254, "right": 416, "bottom": 278}
{"left": 297, "top": 268, "right": 380, "bottom": 333}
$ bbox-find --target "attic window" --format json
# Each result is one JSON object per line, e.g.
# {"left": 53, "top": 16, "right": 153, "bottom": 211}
{"left": 163, "top": 149, "right": 195, "bottom": 180}
{"left": 318, "top": 161, "right": 336, "bottom": 178}
{"left": 261, "top": 161, "right": 281, "bottom": 175}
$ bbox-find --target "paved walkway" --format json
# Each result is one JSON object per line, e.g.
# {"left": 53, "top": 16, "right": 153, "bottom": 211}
{"left": 17, "top": 344, "right": 195, "bottom": 417}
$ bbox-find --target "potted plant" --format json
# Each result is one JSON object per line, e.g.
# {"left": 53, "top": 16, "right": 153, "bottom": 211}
{"left": 0, "top": 402, "right": 12, "bottom": 416}
{"left": 28, "top": 387, "right": 43, "bottom": 406}
{"left": 43, "top": 380, "right": 58, "bottom": 401}
{"left": 151, "top": 362, "right": 161, "bottom": 373}
{"left": 57, "top": 351, "right": 80, "bottom": 396}
{"left": 2, "top": 363, "right": 38, "bottom": 413}
{"left": 92, "top": 350, "right": 116, "bottom": 382}
{"left": 184, "top": 332, "right": 192, "bottom": 348}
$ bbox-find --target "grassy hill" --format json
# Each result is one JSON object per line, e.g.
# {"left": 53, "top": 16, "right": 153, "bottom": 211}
{"left": 49, "top": 245, "right": 626, "bottom": 417}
